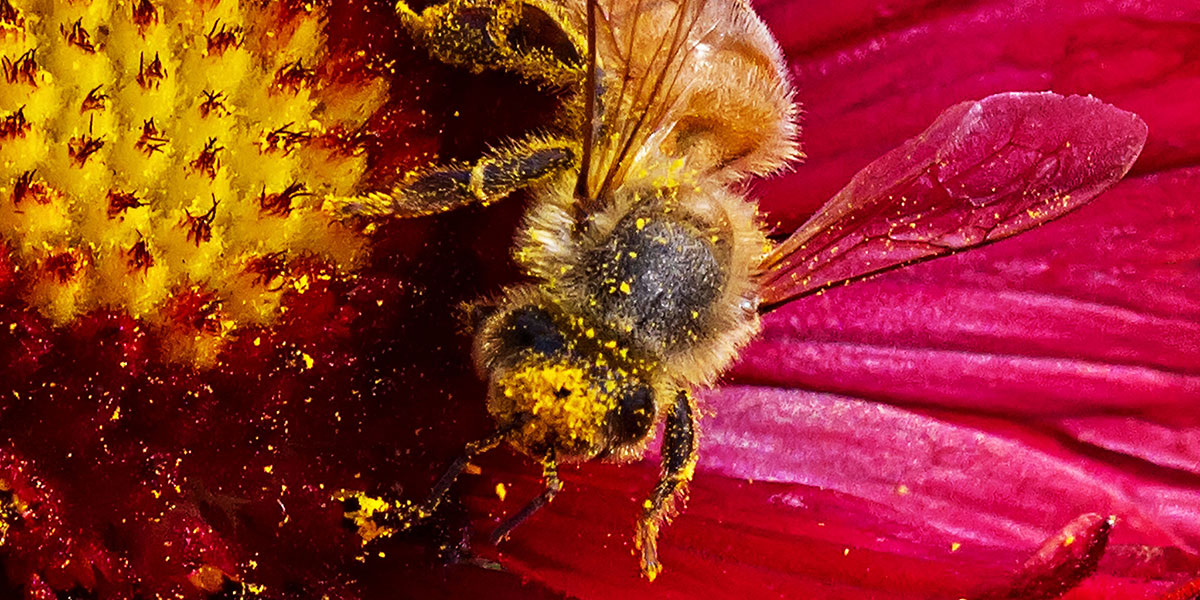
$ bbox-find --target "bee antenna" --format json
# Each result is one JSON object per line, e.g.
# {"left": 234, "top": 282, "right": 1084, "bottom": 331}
{"left": 576, "top": 0, "right": 598, "bottom": 200}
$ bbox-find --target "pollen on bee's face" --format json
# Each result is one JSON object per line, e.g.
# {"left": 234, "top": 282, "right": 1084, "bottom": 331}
{"left": 0, "top": 0, "right": 389, "bottom": 366}
{"left": 492, "top": 359, "right": 618, "bottom": 457}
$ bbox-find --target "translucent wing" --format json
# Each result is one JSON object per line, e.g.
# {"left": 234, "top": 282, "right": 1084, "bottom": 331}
{"left": 581, "top": 0, "right": 724, "bottom": 200}
{"left": 756, "top": 92, "right": 1148, "bottom": 310}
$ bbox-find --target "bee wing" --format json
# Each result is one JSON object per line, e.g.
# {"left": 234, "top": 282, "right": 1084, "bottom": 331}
{"left": 581, "top": 0, "right": 727, "bottom": 200}
{"left": 755, "top": 92, "right": 1148, "bottom": 310}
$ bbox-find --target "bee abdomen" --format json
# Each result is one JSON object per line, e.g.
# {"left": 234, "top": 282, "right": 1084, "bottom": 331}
{"left": 581, "top": 213, "right": 724, "bottom": 355}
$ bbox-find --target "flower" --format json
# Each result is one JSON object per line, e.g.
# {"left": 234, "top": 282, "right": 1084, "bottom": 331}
{"left": 1, "top": 1, "right": 1197, "bottom": 600}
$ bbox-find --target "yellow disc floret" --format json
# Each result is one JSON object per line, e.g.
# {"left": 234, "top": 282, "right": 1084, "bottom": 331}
{"left": 0, "top": 0, "right": 389, "bottom": 366}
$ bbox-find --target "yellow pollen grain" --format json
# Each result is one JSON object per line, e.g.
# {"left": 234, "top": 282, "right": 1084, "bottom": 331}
{"left": 495, "top": 482, "right": 507, "bottom": 501}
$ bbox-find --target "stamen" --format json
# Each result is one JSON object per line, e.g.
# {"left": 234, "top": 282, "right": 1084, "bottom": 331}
{"left": 190, "top": 138, "right": 222, "bottom": 179}
{"left": 205, "top": 19, "right": 243, "bottom": 55}
{"left": 107, "top": 190, "right": 147, "bottom": 219}
{"left": 131, "top": 0, "right": 158, "bottom": 34}
{"left": 136, "top": 52, "right": 166, "bottom": 89}
{"left": 245, "top": 252, "right": 288, "bottom": 289}
{"left": 2, "top": 49, "right": 38, "bottom": 86}
{"left": 184, "top": 198, "right": 219, "bottom": 245}
{"left": 199, "top": 90, "right": 229, "bottom": 118}
{"left": 81, "top": 86, "right": 108, "bottom": 113}
{"left": 135, "top": 119, "right": 168, "bottom": 156}
{"left": 259, "top": 182, "right": 309, "bottom": 217}
{"left": 68, "top": 134, "right": 105, "bottom": 167}
{"left": 0, "top": 106, "right": 28, "bottom": 139}
{"left": 43, "top": 250, "right": 80, "bottom": 284}
{"left": 274, "top": 60, "right": 314, "bottom": 93}
{"left": 60, "top": 19, "right": 96, "bottom": 54}
{"left": 126, "top": 238, "right": 153, "bottom": 273}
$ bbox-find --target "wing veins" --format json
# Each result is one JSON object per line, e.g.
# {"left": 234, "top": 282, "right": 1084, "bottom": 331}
{"left": 597, "top": 0, "right": 706, "bottom": 196}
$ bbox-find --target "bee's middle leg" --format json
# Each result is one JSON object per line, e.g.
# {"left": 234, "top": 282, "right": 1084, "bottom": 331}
{"left": 331, "top": 135, "right": 575, "bottom": 219}
{"left": 396, "top": 0, "right": 583, "bottom": 86}
{"left": 636, "top": 390, "right": 698, "bottom": 581}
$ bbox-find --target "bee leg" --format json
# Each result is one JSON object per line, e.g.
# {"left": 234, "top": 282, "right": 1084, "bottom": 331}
{"left": 338, "top": 430, "right": 512, "bottom": 547}
{"left": 396, "top": 0, "right": 583, "bottom": 86}
{"left": 331, "top": 135, "right": 575, "bottom": 219}
{"left": 421, "top": 429, "right": 512, "bottom": 516}
{"left": 489, "top": 455, "right": 560, "bottom": 544}
{"left": 636, "top": 390, "right": 698, "bottom": 582}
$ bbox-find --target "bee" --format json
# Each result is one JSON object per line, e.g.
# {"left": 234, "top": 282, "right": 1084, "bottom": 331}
{"left": 333, "top": 0, "right": 1146, "bottom": 581}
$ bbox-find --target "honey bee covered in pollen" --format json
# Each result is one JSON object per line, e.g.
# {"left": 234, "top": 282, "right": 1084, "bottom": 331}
{"left": 330, "top": 0, "right": 1147, "bottom": 582}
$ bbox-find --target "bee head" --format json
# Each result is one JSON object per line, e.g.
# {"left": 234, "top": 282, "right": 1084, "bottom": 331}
{"left": 474, "top": 295, "right": 658, "bottom": 461}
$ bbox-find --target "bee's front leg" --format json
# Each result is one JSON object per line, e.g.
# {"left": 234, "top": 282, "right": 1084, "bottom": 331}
{"left": 330, "top": 135, "right": 575, "bottom": 219}
{"left": 636, "top": 390, "right": 698, "bottom": 581}
{"left": 489, "top": 455, "right": 561, "bottom": 544}
{"left": 337, "top": 429, "right": 509, "bottom": 540}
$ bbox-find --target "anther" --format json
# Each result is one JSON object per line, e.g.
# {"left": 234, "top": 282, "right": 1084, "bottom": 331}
{"left": 135, "top": 119, "right": 168, "bottom": 156}
{"left": 190, "top": 138, "right": 223, "bottom": 179}
{"left": 245, "top": 252, "right": 288, "bottom": 290}
{"left": 126, "top": 238, "right": 153, "bottom": 273}
{"left": 68, "top": 134, "right": 105, "bottom": 167}
{"left": 131, "top": 0, "right": 158, "bottom": 34}
{"left": 274, "top": 60, "right": 314, "bottom": 93}
{"left": 258, "top": 182, "right": 310, "bottom": 217}
{"left": 43, "top": 250, "right": 80, "bottom": 283}
{"left": 61, "top": 19, "right": 96, "bottom": 53}
{"left": 136, "top": 52, "right": 166, "bottom": 89}
{"left": 205, "top": 19, "right": 243, "bottom": 55}
{"left": 2, "top": 49, "right": 37, "bottom": 85}
{"left": 0, "top": 0, "right": 22, "bottom": 27}
{"left": 107, "top": 190, "right": 147, "bottom": 219}
{"left": 184, "top": 198, "right": 219, "bottom": 245}
{"left": 199, "top": 90, "right": 228, "bottom": 118}
{"left": 81, "top": 86, "right": 108, "bottom": 113}
{"left": 0, "top": 106, "right": 28, "bottom": 138}
{"left": 261, "top": 123, "right": 311, "bottom": 155}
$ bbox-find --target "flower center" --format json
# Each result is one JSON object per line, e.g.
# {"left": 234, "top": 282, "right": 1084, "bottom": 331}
{"left": 0, "top": 0, "right": 388, "bottom": 365}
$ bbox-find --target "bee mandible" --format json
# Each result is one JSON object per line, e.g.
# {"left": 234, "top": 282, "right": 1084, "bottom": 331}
{"left": 333, "top": 0, "right": 1147, "bottom": 580}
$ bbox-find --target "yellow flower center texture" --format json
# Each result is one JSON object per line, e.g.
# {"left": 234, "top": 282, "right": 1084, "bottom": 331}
{"left": 0, "top": 0, "right": 388, "bottom": 365}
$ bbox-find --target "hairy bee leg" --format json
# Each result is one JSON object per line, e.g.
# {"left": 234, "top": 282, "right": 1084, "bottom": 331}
{"left": 636, "top": 390, "right": 698, "bottom": 582}
{"left": 395, "top": 0, "right": 583, "bottom": 86}
{"left": 331, "top": 136, "right": 576, "bottom": 219}
{"left": 489, "top": 456, "right": 560, "bottom": 545}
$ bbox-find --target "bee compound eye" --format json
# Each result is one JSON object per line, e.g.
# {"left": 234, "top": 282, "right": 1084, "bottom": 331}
{"left": 502, "top": 306, "right": 566, "bottom": 356}
{"left": 612, "top": 385, "right": 655, "bottom": 443}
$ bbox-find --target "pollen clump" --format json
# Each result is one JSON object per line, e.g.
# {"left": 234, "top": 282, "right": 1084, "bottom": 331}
{"left": 0, "top": 0, "right": 388, "bottom": 366}
{"left": 495, "top": 359, "right": 616, "bottom": 454}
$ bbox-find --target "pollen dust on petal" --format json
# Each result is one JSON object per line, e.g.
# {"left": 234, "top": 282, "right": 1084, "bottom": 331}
{"left": 0, "top": 0, "right": 390, "bottom": 366}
